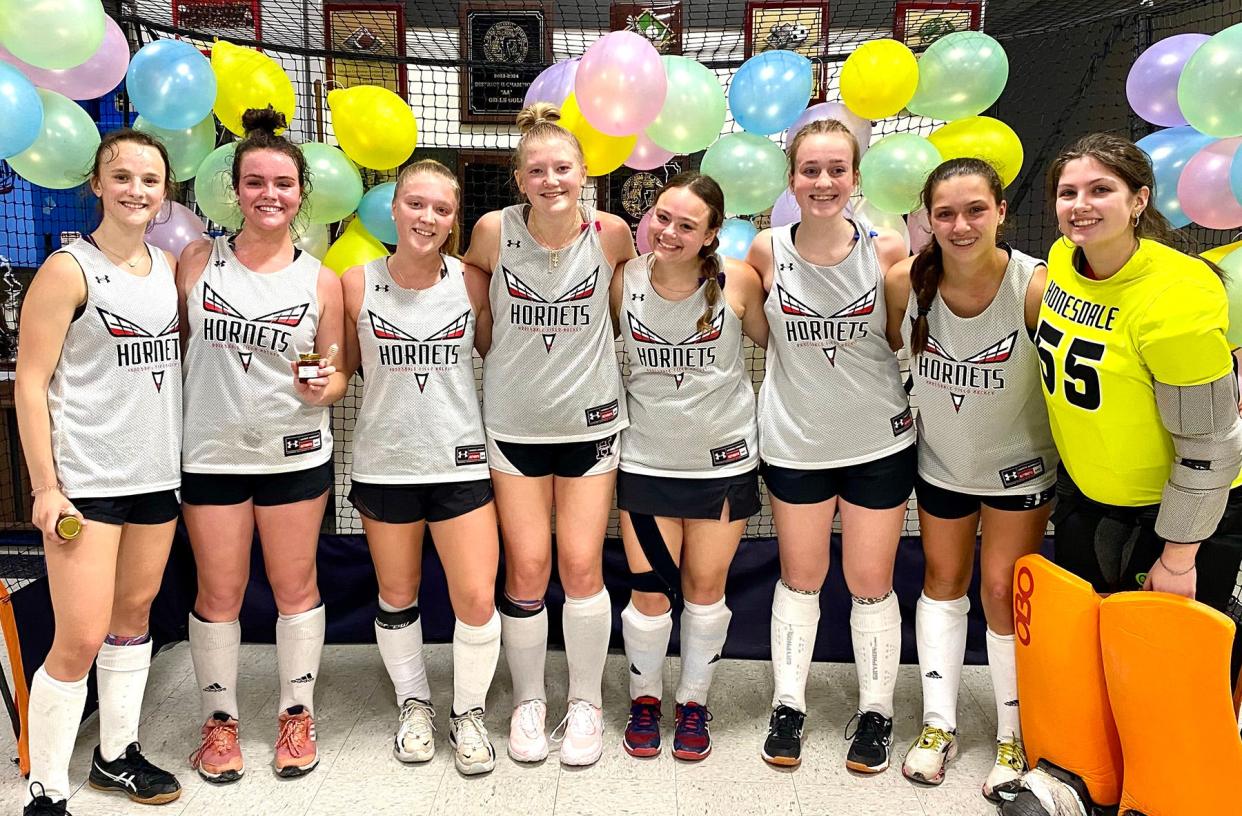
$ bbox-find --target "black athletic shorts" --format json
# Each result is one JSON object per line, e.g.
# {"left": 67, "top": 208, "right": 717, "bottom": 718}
{"left": 181, "top": 461, "right": 333, "bottom": 506}
{"left": 349, "top": 479, "right": 493, "bottom": 524}
{"left": 761, "top": 444, "right": 916, "bottom": 510}
{"left": 488, "top": 434, "right": 620, "bottom": 478}
{"left": 617, "top": 468, "right": 760, "bottom": 521}
{"left": 915, "top": 475, "right": 1055, "bottom": 520}
{"left": 70, "top": 489, "right": 180, "bottom": 526}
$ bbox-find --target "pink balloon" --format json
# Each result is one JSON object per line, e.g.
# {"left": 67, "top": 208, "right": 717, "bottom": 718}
{"left": 1127, "top": 34, "right": 1211, "bottom": 127}
{"left": 0, "top": 16, "right": 128, "bottom": 101}
{"left": 575, "top": 31, "right": 667, "bottom": 137}
{"left": 636, "top": 209, "right": 654, "bottom": 254}
{"left": 147, "top": 201, "right": 206, "bottom": 258}
{"left": 907, "top": 207, "right": 933, "bottom": 254}
{"left": 784, "top": 101, "right": 872, "bottom": 157}
{"left": 770, "top": 189, "right": 800, "bottom": 227}
{"left": 1178, "top": 137, "right": 1242, "bottom": 229}
{"left": 625, "top": 132, "right": 675, "bottom": 171}
{"left": 524, "top": 58, "right": 579, "bottom": 108}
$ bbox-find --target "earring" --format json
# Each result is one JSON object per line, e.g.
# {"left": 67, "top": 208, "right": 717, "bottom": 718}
{"left": 1132, "top": 211, "right": 1142, "bottom": 227}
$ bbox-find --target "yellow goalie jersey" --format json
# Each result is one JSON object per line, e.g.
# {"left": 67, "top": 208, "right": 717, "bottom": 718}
{"left": 1038, "top": 237, "right": 1242, "bottom": 506}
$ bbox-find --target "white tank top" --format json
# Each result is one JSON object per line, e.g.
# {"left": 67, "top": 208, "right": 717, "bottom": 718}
{"left": 482, "top": 204, "right": 628, "bottom": 443}
{"left": 182, "top": 237, "right": 330, "bottom": 473}
{"left": 48, "top": 240, "right": 181, "bottom": 497}
{"left": 619, "top": 255, "right": 758, "bottom": 478}
{"left": 758, "top": 222, "right": 914, "bottom": 468}
{"left": 901, "top": 248, "right": 1058, "bottom": 495}
{"left": 352, "top": 256, "right": 489, "bottom": 483}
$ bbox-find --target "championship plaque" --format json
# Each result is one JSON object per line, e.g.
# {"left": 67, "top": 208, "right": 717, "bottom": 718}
{"left": 894, "top": 1, "right": 983, "bottom": 48}
{"left": 460, "top": 1, "right": 552, "bottom": 124}
{"left": 324, "top": 2, "right": 407, "bottom": 97}
{"left": 172, "top": 0, "right": 262, "bottom": 55}
{"left": 603, "top": 157, "right": 690, "bottom": 238}
{"left": 744, "top": 1, "right": 829, "bottom": 102}
{"left": 609, "top": 2, "right": 683, "bottom": 55}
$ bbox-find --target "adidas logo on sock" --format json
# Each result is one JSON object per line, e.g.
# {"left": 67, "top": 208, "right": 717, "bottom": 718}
{"left": 629, "top": 663, "right": 641, "bottom": 675}
{"left": 290, "top": 673, "right": 315, "bottom": 684}
{"left": 203, "top": 683, "right": 226, "bottom": 693}
{"left": 925, "top": 671, "right": 943, "bottom": 679}
{"left": 1005, "top": 699, "right": 1020, "bottom": 707}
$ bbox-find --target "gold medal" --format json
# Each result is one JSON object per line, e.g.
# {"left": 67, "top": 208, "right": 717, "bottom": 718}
{"left": 56, "top": 513, "right": 82, "bottom": 540}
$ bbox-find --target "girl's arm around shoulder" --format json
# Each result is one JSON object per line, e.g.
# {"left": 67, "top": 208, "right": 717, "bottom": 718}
{"left": 873, "top": 228, "right": 911, "bottom": 274}
{"left": 463, "top": 261, "right": 493, "bottom": 357}
{"left": 295, "top": 265, "right": 348, "bottom": 406}
{"left": 598, "top": 211, "right": 638, "bottom": 269}
{"left": 176, "top": 238, "right": 214, "bottom": 353}
{"left": 1025, "top": 263, "right": 1049, "bottom": 332}
{"left": 884, "top": 255, "right": 914, "bottom": 352}
{"left": 461, "top": 209, "right": 502, "bottom": 275}
{"left": 726, "top": 257, "right": 769, "bottom": 349}
{"left": 338, "top": 264, "right": 366, "bottom": 380}
{"left": 745, "top": 228, "right": 776, "bottom": 291}
{"left": 608, "top": 258, "right": 627, "bottom": 336}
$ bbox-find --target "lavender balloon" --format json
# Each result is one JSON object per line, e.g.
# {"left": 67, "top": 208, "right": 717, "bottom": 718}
{"left": 784, "top": 102, "right": 871, "bottom": 157}
{"left": 1127, "top": 34, "right": 1210, "bottom": 127}
{"left": 524, "top": 58, "right": 579, "bottom": 109}
{"left": 146, "top": 201, "right": 205, "bottom": 259}
{"left": 575, "top": 31, "right": 667, "bottom": 137}
{"left": 770, "top": 189, "right": 800, "bottom": 227}
{"left": 0, "top": 15, "right": 128, "bottom": 101}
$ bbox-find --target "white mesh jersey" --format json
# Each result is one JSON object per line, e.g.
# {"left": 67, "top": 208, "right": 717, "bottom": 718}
{"left": 482, "top": 204, "right": 627, "bottom": 443}
{"left": 182, "top": 237, "right": 330, "bottom": 473}
{"left": 619, "top": 255, "right": 758, "bottom": 478}
{"left": 901, "top": 249, "right": 1058, "bottom": 495}
{"left": 352, "top": 256, "right": 488, "bottom": 483}
{"left": 758, "top": 222, "right": 914, "bottom": 468}
{"left": 48, "top": 240, "right": 181, "bottom": 497}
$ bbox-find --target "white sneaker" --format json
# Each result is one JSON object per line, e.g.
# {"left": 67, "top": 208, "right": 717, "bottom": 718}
{"left": 393, "top": 698, "right": 436, "bottom": 763}
{"left": 552, "top": 699, "right": 604, "bottom": 767}
{"left": 983, "top": 736, "right": 1027, "bottom": 801}
{"left": 507, "top": 699, "right": 549, "bottom": 762}
{"left": 449, "top": 709, "right": 496, "bottom": 776}
{"left": 901, "top": 724, "right": 958, "bottom": 786}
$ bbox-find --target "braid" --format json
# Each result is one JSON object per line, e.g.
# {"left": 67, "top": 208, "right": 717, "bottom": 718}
{"left": 908, "top": 240, "right": 943, "bottom": 357}
{"left": 698, "top": 238, "right": 722, "bottom": 332}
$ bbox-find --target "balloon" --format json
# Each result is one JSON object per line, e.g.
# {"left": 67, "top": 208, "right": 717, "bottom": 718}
{"left": 1136, "top": 126, "right": 1215, "bottom": 228}
{"left": 636, "top": 210, "right": 653, "bottom": 254}
{"left": 1220, "top": 247, "right": 1242, "bottom": 346}
{"left": 0, "top": 63, "right": 43, "bottom": 159}
{"left": 908, "top": 31, "right": 1008, "bottom": 121}
{"left": 852, "top": 197, "right": 911, "bottom": 254}
{"left": 928, "top": 116, "right": 1024, "bottom": 187}
{"left": 729, "top": 50, "right": 813, "bottom": 136}
{"left": 859, "top": 133, "right": 941, "bottom": 214}
{"left": 193, "top": 142, "right": 241, "bottom": 230}
{"left": 7, "top": 89, "right": 99, "bottom": 189}
{"left": 323, "top": 218, "right": 388, "bottom": 276}
{"left": 558, "top": 92, "right": 637, "bottom": 176}
{"left": 718, "top": 218, "right": 758, "bottom": 260}
{"left": 1231, "top": 140, "right": 1242, "bottom": 208}
{"left": 625, "top": 132, "right": 675, "bottom": 171}
{"left": 328, "top": 85, "right": 418, "bottom": 171}
{"left": 645, "top": 56, "right": 727, "bottom": 155}
{"left": 907, "top": 207, "right": 934, "bottom": 254}
{"left": 784, "top": 102, "right": 871, "bottom": 157}
{"left": 1179, "top": 23, "right": 1242, "bottom": 138}
{"left": 525, "top": 58, "right": 579, "bottom": 108}
{"left": 0, "top": 15, "right": 127, "bottom": 100}
{"left": 0, "top": 0, "right": 104, "bottom": 71}
{"left": 294, "top": 222, "right": 330, "bottom": 260}
{"left": 770, "top": 189, "right": 800, "bottom": 227}
{"left": 840, "top": 39, "right": 918, "bottom": 120}
{"left": 700, "top": 132, "right": 788, "bottom": 216}
{"left": 146, "top": 201, "right": 205, "bottom": 258}
{"left": 1127, "top": 34, "right": 1210, "bottom": 127}
{"left": 358, "top": 182, "right": 398, "bottom": 245}
{"left": 133, "top": 115, "right": 215, "bottom": 181}
{"left": 303, "top": 142, "right": 364, "bottom": 225}
{"left": 125, "top": 39, "right": 216, "bottom": 130}
{"left": 211, "top": 41, "right": 296, "bottom": 137}
{"left": 575, "top": 30, "right": 667, "bottom": 136}
{"left": 1203, "top": 240, "right": 1242, "bottom": 265}
{"left": 1178, "top": 137, "right": 1242, "bottom": 229}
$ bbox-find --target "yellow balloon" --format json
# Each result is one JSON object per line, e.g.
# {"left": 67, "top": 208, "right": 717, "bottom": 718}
{"left": 558, "top": 93, "right": 637, "bottom": 177}
{"left": 928, "top": 116, "right": 1025, "bottom": 187}
{"left": 1204, "top": 240, "right": 1242, "bottom": 265}
{"left": 323, "top": 218, "right": 389, "bottom": 276}
{"left": 328, "top": 86, "right": 418, "bottom": 171}
{"left": 211, "top": 41, "right": 296, "bottom": 136}
{"left": 840, "top": 39, "right": 918, "bottom": 120}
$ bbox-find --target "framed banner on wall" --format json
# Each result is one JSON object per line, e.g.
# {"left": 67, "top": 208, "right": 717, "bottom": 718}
{"left": 744, "top": 1, "right": 829, "bottom": 103}
{"left": 460, "top": 0, "right": 553, "bottom": 124}
{"left": 171, "top": 0, "right": 261, "bottom": 54}
{"left": 894, "top": 1, "right": 983, "bottom": 48}
{"left": 324, "top": 1, "right": 407, "bottom": 97}
{"left": 609, "top": 2, "right": 683, "bottom": 55}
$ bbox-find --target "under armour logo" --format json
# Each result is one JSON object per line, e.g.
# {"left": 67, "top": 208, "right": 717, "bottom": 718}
{"left": 631, "top": 293, "right": 644, "bottom": 301}
{"left": 506, "top": 239, "right": 521, "bottom": 248}
{"left": 95, "top": 275, "right": 110, "bottom": 284}
{"left": 778, "top": 263, "right": 794, "bottom": 272}
{"left": 213, "top": 259, "right": 226, "bottom": 267}
{"left": 375, "top": 284, "right": 389, "bottom": 292}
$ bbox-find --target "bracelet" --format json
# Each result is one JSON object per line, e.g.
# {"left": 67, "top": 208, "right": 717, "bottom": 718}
{"left": 1158, "top": 554, "right": 1197, "bottom": 576}
{"left": 30, "top": 484, "right": 61, "bottom": 497}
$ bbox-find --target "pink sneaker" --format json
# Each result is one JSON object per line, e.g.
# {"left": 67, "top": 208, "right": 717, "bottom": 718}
{"left": 189, "top": 713, "right": 244, "bottom": 784}
{"left": 507, "top": 699, "right": 549, "bottom": 762}
{"left": 552, "top": 699, "right": 604, "bottom": 767}
{"left": 274, "top": 706, "right": 319, "bottom": 778}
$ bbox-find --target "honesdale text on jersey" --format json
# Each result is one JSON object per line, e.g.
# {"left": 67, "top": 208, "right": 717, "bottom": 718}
{"left": 1043, "top": 280, "right": 1120, "bottom": 332}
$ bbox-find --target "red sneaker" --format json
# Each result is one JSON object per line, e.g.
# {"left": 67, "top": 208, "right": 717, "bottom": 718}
{"left": 672, "top": 702, "right": 713, "bottom": 761}
{"left": 189, "top": 713, "right": 244, "bottom": 783}
{"left": 274, "top": 706, "right": 319, "bottom": 778}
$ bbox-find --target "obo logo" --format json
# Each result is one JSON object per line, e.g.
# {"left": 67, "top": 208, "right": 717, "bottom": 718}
{"left": 1014, "top": 565, "right": 1034, "bottom": 646}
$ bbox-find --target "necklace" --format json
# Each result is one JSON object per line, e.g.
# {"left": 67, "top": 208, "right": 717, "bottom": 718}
{"left": 527, "top": 212, "right": 583, "bottom": 272}
{"left": 648, "top": 256, "right": 701, "bottom": 295}
{"left": 92, "top": 238, "right": 145, "bottom": 269}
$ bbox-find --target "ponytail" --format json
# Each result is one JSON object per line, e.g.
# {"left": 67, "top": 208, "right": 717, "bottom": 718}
{"left": 908, "top": 240, "right": 943, "bottom": 357}
{"left": 698, "top": 237, "right": 723, "bottom": 332}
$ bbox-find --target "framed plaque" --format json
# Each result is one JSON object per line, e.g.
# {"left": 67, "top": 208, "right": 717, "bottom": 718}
{"left": 609, "top": 2, "right": 683, "bottom": 55}
{"left": 460, "top": 0, "right": 553, "bottom": 124}
{"left": 324, "top": 2, "right": 407, "bottom": 98}
{"left": 172, "top": 0, "right": 261, "bottom": 54}
{"left": 894, "top": 1, "right": 983, "bottom": 48}
{"left": 744, "top": 1, "right": 828, "bottom": 103}
{"left": 603, "top": 157, "right": 691, "bottom": 237}
{"left": 458, "top": 151, "right": 520, "bottom": 246}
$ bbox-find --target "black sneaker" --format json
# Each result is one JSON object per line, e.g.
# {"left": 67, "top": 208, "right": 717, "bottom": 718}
{"left": 24, "top": 783, "right": 70, "bottom": 816}
{"left": 844, "top": 710, "right": 893, "bottom": 773}
{"left": 88, "top": 742, "right": 182, "bottom": 804}
{"left": 761, "top": 705, "right": 806, "bottom": 768}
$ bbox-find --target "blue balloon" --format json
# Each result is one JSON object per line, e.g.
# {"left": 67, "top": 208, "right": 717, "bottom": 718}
{"left": 728, "top": 50, "right": 813, "bottom": 136}
{"left": 125, "top": 39, "right": 216, "bottom": 130}
{"left": 1231, "top": 139, "right": 1242, "bottom": 209}
{"left": 1136, "top": 126, "right": 1215, "bottom": 228}
{"left": 0, "top": 63, "right": 43, "bottom": 159}
{"left": 358, "top": 182, "right": 398, "bottom": 245}
{"left": 718, "top": 218, "right": 758, "bottom": 260}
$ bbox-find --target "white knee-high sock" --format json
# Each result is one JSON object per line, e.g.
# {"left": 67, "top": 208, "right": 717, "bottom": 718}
{"left": 188, "top": 614, "right": 240, "bottom": 721}
{"left": 453, "top": 611, "right": 501, "bottom": 715}
{"left": 501, "top": 604, "right": 548, "bottom": 706}
{"left": 676, "top": 598, "right": 732, "bottom": 706}
{"left": 26, "top": 666, "right": 88, "bottom": 804}
{"left": 621, "top": 601, "right": 672, "bottom": 701}
{"left": 96, "top": 638, "right": 153, "bottom": 761}
{"left": 562, "top": 588, "right": 611, "bottom": 708}
{"left": 850, "top": 592, "right": 901, "bottom": 719}
{"left": 374, "top": 598, "right": 431, "bottom": 705}
{"left": 276, "top": 604, "right": 326, "bottom": 714}
{"left": 770, "top": 580, "right": 821, "bottom": 712}
{"left": 915, "top": 593, "right": 969, "bottom": 731}
{"left": 986, "top": 628, "right": 1022, "bottom": 740}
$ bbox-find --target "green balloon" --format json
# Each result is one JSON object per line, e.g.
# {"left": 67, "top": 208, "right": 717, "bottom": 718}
{"left": 646, "top": 56, "right": 727, "bottom": 155}
{"left": 1179, "top": 23, "right": 1242, "bottom": 138}
{"left": 7, "top": 89, "right": 100, "bottom": 190}
{"left": 134, "top": 115, "right": 217, "bottom": 182}
{"left": 0, "top": 0, "right": 105, "bottom": 70}
{"left": 1222, "top": 248, "right": 1242, "bottom": 347}
{"left": 193, "top": 142, "right": 242, "bottom": 230}
{"left": 908, "top": 31, "right": 1009, "bottom": 121}
{"left": 701, "top": 132, "right": 787, "bottom": 216}
{"left": 859, "top": 133, "right": 942, "bottom": 214}
{"left": 303, "top": 142, "right": 363, "bottom": 225}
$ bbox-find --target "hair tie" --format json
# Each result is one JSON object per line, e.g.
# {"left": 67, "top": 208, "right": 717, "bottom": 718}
{"left": 917, "top": 306, "right": 930, "bottom": 317}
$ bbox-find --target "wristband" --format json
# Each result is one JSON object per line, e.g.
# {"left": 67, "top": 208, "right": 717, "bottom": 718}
{"left": 1157, "top": 554, "right": 1197, "bottom": 577}
{"left": 30, "top": 484, "right": 62, "bottom": 497}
